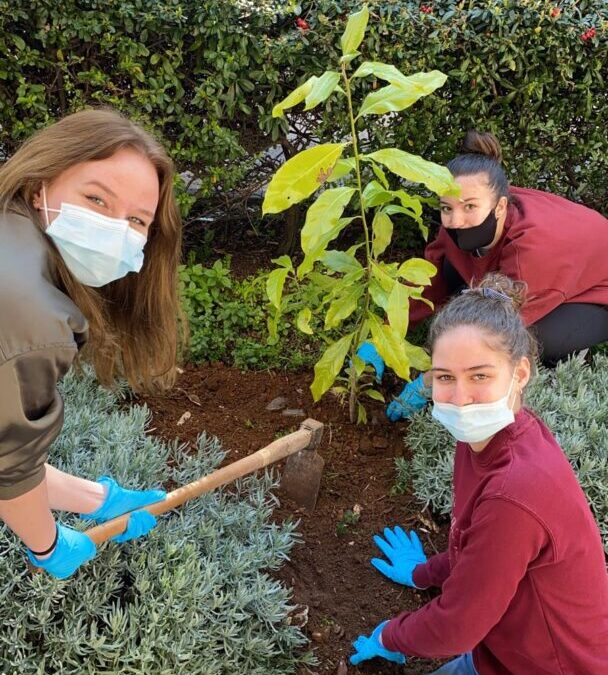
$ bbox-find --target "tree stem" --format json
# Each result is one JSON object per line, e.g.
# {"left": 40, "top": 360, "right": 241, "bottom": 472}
{"left": 342, "top": 63, "right": 373, "bottom": 423}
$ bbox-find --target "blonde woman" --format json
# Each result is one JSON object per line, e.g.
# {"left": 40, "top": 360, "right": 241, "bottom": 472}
{"left": 0, "top": 109, "right": 185, "bottom": 578}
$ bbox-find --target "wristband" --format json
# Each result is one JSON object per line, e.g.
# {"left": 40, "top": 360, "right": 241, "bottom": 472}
{"left": 28, "top": 525, "right": 59, "bottom": 558}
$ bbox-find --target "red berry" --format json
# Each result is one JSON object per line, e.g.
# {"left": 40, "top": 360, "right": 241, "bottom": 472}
{"left": 295, "top": 18, "right": 310, "bottom": 30}
{"left": 420, "top": 4, "right": 432, "bottom": 14}
{"left": 550, "top": 7, "right": 561, "bottom": 18}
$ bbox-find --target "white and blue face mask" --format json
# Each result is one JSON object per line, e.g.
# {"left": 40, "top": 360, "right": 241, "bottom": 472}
{"left": 431, "top": 373, "right": 517, "bottom": 444}
{"left": 42, "top": 186, "right": 147, "bottom": 288}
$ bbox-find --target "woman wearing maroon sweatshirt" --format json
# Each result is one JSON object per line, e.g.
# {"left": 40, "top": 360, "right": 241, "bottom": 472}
{"left": 359, "top": 131, "right": 608, "bottom": 422}
{"left": 350, "top": 273, "right": 608, "bottom": 674}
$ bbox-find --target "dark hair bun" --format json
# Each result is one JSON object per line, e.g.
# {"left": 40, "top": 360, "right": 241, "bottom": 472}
{"left": 462, "top": 130, "right": 503, "bottom": 163}
{"left": 475, "top": 273, "right": 527, "bottom": 311}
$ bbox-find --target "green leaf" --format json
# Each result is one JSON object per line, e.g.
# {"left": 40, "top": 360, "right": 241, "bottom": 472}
{"left": 321, "top": 250, "right": 362, "bottom": 274}
{"left": 266, "top": 268, "right": 289, "bottom": 310}
{"left": 271, "top": 255, "right": 294, "bottom": 271}
{"left": 12, "top": 35, "right": 26, "bottom": 51}
{"left": 352, "top": 354, "right": 366, "bottom": 378}
{"left": 364, "top": 389, "right": 385, "bottom": 402}
{"left": 272, "top": 75, "right": 317, "bottom": 117}
{"left": 395, "top": 190, "right": 423, "bottom": 218}
{"left": 398, "top": 259, "right": 437, "bottom": 285}
{"left": 340, "top": 5, "right": 369, "bottom": 56}
{"left": 409, "top": 285, "right": 435, "bottom": 309}
{"left": 327, "top": 157, "right": 356, "bottom": 182}
{"left": 311, "top": 333, "right": 355, "bottom": 402}
{"left": 296, "top": 307, "right": 313, "bottom": 335}
{"left": 263, "top": 144, "right": 347, "bottom": 214}
{"left": 369, "top": 278, "right": 390, "bottom": 311}
{"left": 353, "top": 63, "right": 447, "bottom": 92}
{"left": 387, "top": 281, "right": 410, "bottom": 338}
{"left": 404, "top": 341, "right": 431, "bottom": 371}
{"left": 357, "top": 70, "right": 447, "bottom": 119}
{"left": 362, "top": 180, "right": 394, "bottom": 208}
{"left": 372, "top": 211, "right": 393, "bottom": 257}
{"left": 368, "top": 313, "right": 410, "bottom": 380}
{"left": 357, "top": 402, "right": 367, "bottom": 425}
{"left": 365, "top": 149, "right": 459, "bottom": 197}
{"left": 304, "top": 71, "right": 341, "bottom": 110}
{"left": 298, "top": 187, "right": 355, "bottom": 276}
{"left": 324, "top": 283, "right": 364, "bottom": 329}
{"left": 385, "top": 204, "right": 428, "bottom": 239}
{"left": 371, "top": 260, "right": 397, "bottom": 293}
{"left": 340, "top": 51, "right": 361, "bottom": 65}
{"left": 370, "top": 161, "right": 389, "bottom": 189}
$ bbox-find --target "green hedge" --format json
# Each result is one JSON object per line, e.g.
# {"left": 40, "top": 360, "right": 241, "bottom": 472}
{"left": 396, "top": 354, "right": 608, "bottom": 554}
{"left": 0, "top": 367, "right": 313, "bottom": 673}
{"left": 1, "top": 0, "right": 606, "bottom": 226}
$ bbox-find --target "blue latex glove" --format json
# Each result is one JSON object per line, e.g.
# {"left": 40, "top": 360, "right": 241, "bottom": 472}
{"left": 112, "top": 510, "right": 159, "bottom": 543}
{"left": 386, "top": 373, "right": 429, "bottom": 421}
{"left": 350, "top": 620, "right": 406, "bottom": 666}
{"left": 356, "top": 341, "right": 385, "bottom": 383}
{"left": 27, "top": 523, "right": 96, "bottom": 579}
{"left": 81, "top": 476, "right": 165, "bottom": 542}
{"left": 371, "top": 526, "right": 427, "bottom": 587}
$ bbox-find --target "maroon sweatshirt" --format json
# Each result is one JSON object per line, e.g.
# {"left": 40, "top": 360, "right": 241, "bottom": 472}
{"left": 382, "top": 409, "right": 608, "bottom": 674}
{"left": 410, "top": 187, "right": 608, "bottom": 327}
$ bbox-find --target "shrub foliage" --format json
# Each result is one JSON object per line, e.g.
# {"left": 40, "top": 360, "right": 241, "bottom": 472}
{"left": 0, "top": 368, "right": 313, "bottom": 673}
{"left": 1, "top": 0, "right": 606, "bottom": 228}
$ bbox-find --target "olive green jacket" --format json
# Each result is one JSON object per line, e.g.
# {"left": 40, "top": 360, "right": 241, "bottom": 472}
{"left": 0, "top": 212, "right": 87, "bottom": 499}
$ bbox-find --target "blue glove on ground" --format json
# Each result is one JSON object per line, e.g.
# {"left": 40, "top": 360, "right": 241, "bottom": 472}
{"left": 371, "top": 526, "right": 427, "bottom": 587}
{"left": 355, "top": 341, "right": 385, "bottom": 383}
{"left": 27, "top": 523, "right": 96, "bottom": 579}
{"left": 81, "top": 476, "right": 166, "bottom": 542}
{"left": 386, "top": 373, "right": 430, "bottom": 421}
{"left": 350, "top": 620, "right": 406, "bottom": 666}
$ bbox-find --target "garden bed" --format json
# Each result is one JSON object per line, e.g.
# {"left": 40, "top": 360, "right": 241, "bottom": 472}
{"left": 139, "top": 362, "right": 449, "bottom": 674}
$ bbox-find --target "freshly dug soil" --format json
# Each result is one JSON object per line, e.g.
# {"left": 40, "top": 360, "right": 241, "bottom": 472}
{"left": 138, "top": 362, "right": 450, "bottom": 675}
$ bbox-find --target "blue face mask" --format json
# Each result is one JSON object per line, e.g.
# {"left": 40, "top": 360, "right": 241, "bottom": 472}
{"left": 431, "top": 373, "right": 517, "bottom": 444}
{"left": 42, "top": 187, "right": 147, "bottom": 288}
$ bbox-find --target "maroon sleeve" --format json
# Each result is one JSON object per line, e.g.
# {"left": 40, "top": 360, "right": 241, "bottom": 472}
{"left": 412, "top": 551, "right": 451, "bottom": 589}
{"left": 409, "top": 234, "right": 450, "bottom": 327}
{"left": 382, "top": 498, "right": 548, "bottom": 658}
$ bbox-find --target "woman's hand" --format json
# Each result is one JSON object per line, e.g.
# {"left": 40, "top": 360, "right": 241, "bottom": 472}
{"left": 350, "top": 620, "right": 406, "bottom": 666}
{"left": 27, "top": 523, "right": 96, "bottom": 579}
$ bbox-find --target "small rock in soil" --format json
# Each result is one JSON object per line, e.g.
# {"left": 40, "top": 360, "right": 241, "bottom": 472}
{"left": 336, "top": 659, "right": 348, "bottom": 675}
{"left": 176, "top": 411, "right": 191, "bottom": 426}
{"left": 311, "top": 625, "right": 331, "bottom": 642}
{"left": 266, "top": 396, "right": 288, "bottom": 411}
{"left": 282, "top": 408, "right": 306, "bottom": 417}
{"left": 372, "top": 435, "right": 389, "bottom": 449}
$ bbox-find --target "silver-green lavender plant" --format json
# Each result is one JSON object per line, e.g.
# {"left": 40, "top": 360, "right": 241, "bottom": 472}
{"left": 0, "top": 367, "right": 313, "bottom": 674}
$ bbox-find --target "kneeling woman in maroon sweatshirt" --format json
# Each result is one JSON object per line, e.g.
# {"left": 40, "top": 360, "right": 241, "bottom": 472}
{"left": 363, "top": 130, "right": 608, "bottom": 423}
{"left": 350, "top": 273, "right": 608, "bottom": 674}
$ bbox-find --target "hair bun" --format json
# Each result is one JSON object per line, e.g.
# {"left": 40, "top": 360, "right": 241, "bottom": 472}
{"left": 462, "top": 130, "right": 503, "bottom": 163}
{"left": 474, "top": 273, "right": 527, "bottom": 311}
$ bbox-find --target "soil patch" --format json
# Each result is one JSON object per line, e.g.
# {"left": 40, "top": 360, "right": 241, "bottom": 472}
{"left": 138, "top": 363, "right": 450, "bottom": 674}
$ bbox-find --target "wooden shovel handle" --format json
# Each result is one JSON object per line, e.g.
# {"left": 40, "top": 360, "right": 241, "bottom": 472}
{"left": 84, "top": 419, "right": 323, "bottom": 545}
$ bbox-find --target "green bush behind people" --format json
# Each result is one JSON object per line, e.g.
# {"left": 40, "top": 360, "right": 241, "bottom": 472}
{"left": 2, "top": 0, "right": 606, "bottom": 227}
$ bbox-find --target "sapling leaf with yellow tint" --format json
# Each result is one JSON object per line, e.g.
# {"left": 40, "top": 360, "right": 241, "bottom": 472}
{"left": 263, "top": 5, "right": 459, "bottom": 422}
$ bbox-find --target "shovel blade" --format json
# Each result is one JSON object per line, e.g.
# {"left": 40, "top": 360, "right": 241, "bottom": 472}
{"left": 280, "top": 449, "right": 325, "bottom": 511}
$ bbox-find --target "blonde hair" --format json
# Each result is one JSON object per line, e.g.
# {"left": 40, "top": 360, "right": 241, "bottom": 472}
{"left": 0, "top": 108, "right": 186, "bottom": 393}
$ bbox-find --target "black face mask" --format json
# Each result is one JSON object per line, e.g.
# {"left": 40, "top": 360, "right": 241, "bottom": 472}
{"left": 446, "top": 209, "right": 498, "bottom": 253}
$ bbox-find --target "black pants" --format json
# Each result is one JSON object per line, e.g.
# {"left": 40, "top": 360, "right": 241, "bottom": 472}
{"left": 442, "top": 258, "right": 608, "bottom": 365}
